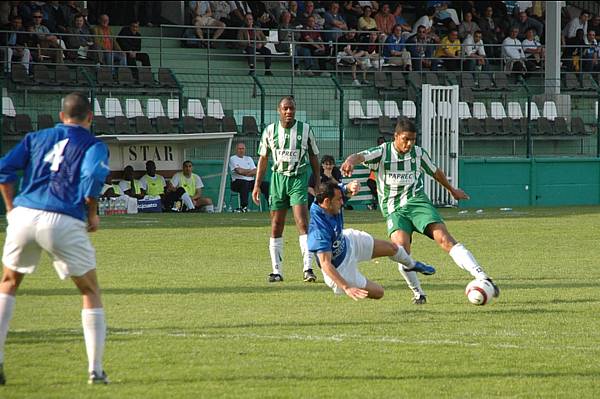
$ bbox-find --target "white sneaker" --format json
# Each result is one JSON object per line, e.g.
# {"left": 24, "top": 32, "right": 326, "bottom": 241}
{"left": 352, "top": 79, "right": 361, "bottom": 86}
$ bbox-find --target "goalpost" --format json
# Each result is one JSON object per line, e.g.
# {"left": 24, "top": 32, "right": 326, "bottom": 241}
{"left": 421, "top": 84, "right": 460, "bottom": 207}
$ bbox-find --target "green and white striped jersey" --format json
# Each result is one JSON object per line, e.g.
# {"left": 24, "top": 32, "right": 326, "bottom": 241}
{"left": 258, "top": 120, "right": 319, "bottom": 176}
{"left": 360, "top": 143, "right": 438, "bottom": 216}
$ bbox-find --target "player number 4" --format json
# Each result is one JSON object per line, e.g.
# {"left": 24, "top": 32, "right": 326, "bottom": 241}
{"left": 43, "top": 138, "right": 70, "bottom": 172}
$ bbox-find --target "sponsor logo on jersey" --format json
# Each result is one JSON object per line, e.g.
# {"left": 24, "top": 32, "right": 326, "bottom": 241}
{"left": 386, "top": 171, "right": 415, "bottom": 186}
{"left": 276, "top": 149, "right": 300, "bottom": 162}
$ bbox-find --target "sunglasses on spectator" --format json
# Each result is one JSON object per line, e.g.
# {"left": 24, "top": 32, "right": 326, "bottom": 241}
{"left": 33, "top": 15, "right": 42, "bottom": 18}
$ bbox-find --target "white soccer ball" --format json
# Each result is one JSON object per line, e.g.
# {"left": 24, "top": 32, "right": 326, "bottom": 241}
{"left": 465, "top": 279, "right": 496, "bottom": 306}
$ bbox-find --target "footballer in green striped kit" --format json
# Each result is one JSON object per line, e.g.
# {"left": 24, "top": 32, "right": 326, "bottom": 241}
{"left": 341, "top": 118, "right": 499, "bottom": 304}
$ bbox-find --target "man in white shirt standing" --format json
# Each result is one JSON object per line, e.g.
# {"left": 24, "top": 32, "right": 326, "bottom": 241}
{"left": 229, "top": 142, "right": 269, "bottom": 212}
{"left": 463, "top": 30, "right": 488, "bottom": 71}
{"left": 562, "top": 9, "right": 590, "bottom": 40}
{"left": 502, "top": 27, "right": 526, "bottom": 73}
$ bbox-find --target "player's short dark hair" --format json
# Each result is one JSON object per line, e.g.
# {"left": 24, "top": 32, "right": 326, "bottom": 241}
{"left": 278, "top": 95, "right": 296, "bottom": 109}
{"left": 62, "top": 92, "right": 91, "bottom": 122}
{"left": 320, "top": 154, "right": 335, "bottom": 165}
{"left": 395, "top": 118, "right": 416, "bottom": 134}
{"left": 315, "top": 181, "right": 341, "bottom": 204}
{"left": 183, "top": 160, "right": 193, "bottom": 167}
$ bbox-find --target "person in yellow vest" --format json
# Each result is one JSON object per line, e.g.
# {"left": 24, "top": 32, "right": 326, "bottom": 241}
{"left": 118, "top": 166, "right": 145, "bottom": 200}
{"left": 139, "top": 160, "right": 167, "bottom": 201}
{"left": 168, "top": 160, "right": 214, "bottom": 212}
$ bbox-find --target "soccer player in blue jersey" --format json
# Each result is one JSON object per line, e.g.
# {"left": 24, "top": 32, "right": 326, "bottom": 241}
{"left": 0, "top": 93, "right": 111, "bottom": 385}
{"left": 308, "top": 180, "right": 436, "bottom": 300}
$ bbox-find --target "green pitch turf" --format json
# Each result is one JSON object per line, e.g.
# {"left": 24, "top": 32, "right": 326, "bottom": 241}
{"left": 1, "top": 206, "right": 600, "bottom": 398}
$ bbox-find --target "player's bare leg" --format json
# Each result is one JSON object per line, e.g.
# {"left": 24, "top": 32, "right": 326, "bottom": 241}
{"left": 268, "top": 209, "right": 287, "bottom": 281}
{"left": 0, "top": 267, "right": 25, "bottom": 385}
{"left": 390, "top": 230, "right": 428, "bottom": 304}
{"left": 291, "top": 204, "right": 316, "bottom": 282}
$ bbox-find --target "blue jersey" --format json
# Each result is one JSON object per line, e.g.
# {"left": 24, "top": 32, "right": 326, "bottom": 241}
{"left": 308, "top": 201, "right": 348, "bottom": 268}
{"left": 0, "top": 123, "right": 110, "bottom": 221}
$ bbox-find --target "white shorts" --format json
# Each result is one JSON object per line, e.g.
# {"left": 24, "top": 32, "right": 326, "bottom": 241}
{"left": 321, "top": 228, "right": 374, "bottom": 295}
{"left": 2, "top": 207, "right": 96, "bottom": 280}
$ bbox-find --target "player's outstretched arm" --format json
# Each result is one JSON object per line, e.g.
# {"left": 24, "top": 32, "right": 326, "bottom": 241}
{"left": 317, "top": 252, "right": 368, "bottom": 301}
{"left": 341, "top": 153, "right": 366, "bottom": 177}
{"left": 252, "top": 155, "right": 269, "bottom": 205}
{"left": 433, "top": 169, "right": 470, "bottom": 200}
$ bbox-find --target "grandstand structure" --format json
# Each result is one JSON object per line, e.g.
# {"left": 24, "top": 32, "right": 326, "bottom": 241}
{"left": 2, "top": 1, "right": 600, "bottom": 207}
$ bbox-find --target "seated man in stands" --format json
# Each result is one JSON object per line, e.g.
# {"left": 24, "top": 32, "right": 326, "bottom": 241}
{"left": 118, "top": 165, "right": 146, "bottom": 199}
{"left": 521, "top": 27, "right": 544, "bottom": 71}
{"left": 336, "top": 30, "right": 368, "bottom": 86}
{"left": 406, "top": 25, "right": 434, "bottom": 71}
{"left": 92, "top": 14, "right": 127, "bottom": 67}
{"left": 66, "top": 13, "right": 99, "bottom": 63}
{"left": 31, "top": 10, "right": 64, "bottom": 64}
{"left": 117, "top": 20, "right": 151, "bottom": 72}
{"left": 229, "top": 142, "right": 269, "bottom": 212}
{"left": 502, "top": 27, "right": 527, "bottom": 74}
{"left": 139, "top": 160, "right": 167, "bottom": 203}
{"left": 2, "top": 15, "right": 31, "bottom": 73}
{"left": 299, "top": 15, "right": 330, "bottom": 75}
{"left": 237, "top": 13, "right": 272, "bottom": 76}
{"left": 168, "top": 160, "right": 214, "bottom": 212}
{"left": 462, "top": 30, "right": 488, "bottom": 71}
{"left": 433, "top": 29, "right": 461, "bottom": 71}
{"left": 383, "top": 24, "right": 411, "bottom": 71}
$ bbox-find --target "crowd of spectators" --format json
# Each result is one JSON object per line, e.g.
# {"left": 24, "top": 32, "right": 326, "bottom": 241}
{"left": 3, "top": 1, "right": 600, "bottom": 79}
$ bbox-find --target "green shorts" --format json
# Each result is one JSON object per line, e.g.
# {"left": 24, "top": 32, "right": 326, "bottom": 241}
{"left": 269, "top": 172, "right": 309, "bottom": 211}
{"left": 386, "top": 194, "right": 444, "bottom": 237}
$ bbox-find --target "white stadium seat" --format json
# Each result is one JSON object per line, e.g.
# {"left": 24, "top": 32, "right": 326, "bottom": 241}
{"left": 104, "top": 98, "right": 124, "bottom": 118}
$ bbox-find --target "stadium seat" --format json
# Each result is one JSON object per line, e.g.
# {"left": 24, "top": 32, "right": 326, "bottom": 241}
{"left": 77, "top": 65, "right": 95, "bottom": 85}
{"left": 460, "top": 72, "right": 475, "bottom": 89}
{"left": 460, "top": 87, "right": 474, "bottom": 103}
{"left": 187, "top": 99, "right": 205, "bottom": 120}
{"left": 2, "top": 97, "right": 17, "bottom": 117}
{"left": 493, "top": 72, "right": 510, "bottom": 91}
{"left": 542, "top": 101, "right": 558, "bottom": 121}
{"left": 203, "top": 116, "right": 220, "bottom": 132}
{"left": 113, "top": 116, "right": 132, "bottom": 134}
{"left": 37, "top": 114, "right": 54, "bottom": 129}
{"left": 507, "top": 102, "right": 524, "bottom": 119}
{"left": 553, "top": 117, "right": 570, "bottom": 135}
{"left": 183, "top": 116, "right": 202, "bottom": 133}
{"left": 147, "top": 99, "right": 166, "bottom": 119}
{"left": 105, "top": 98, "right": 125, "bottom": 118}
{"left": 10, "top": 63, "right": 34, "bottom": 85}
{"left": 581, "top": 74, "right": 596, "bottom": 90}
{"left": 167, "top": 99, "right": 183, "bottom": 119}
{"left": 534, "top": 117, "right": 552, "bottom": 135}
{"left": 33, "top": 64, "right": 59, "bottom": 86}
{"left": 466, "top": 117, "right": 482, "bottom": 135}
{"left": 135, "top": 116, "right": 155, "bottom": 134}
{"left": 378, "top": 116, "right": 395, "bottom": 135}
{"left": 490, "top": 102, "right": 507, "bottom": 119}
{"left": 390, "top": 71, "right": 406, "bottom": 89}
{"left": 472, "top": 102, "right": 488, "bottom": 119}
{"left": 158, "top": 68, "right": 178, "bottom": 88}
{"left": 222, "top": 115, "right": 237, "bottom": 133}
{"left": 564, "top": 73, "right": 580, "bottom": 90}
{"left": 524, "top": 102, "right": 541, "bottom": 120}
{"left": 383, "top": 101, "right": 400, "bottom": 119}
{"left": 501, "top": 117, "right": 519, "bottom": 135}
{"left": 55, "top": 65, "right": 76, "bottom": 86}
{"left": 483, "top": 117, "right": 501, "bottom": 135}
{"left": 402, "top": 100, "right": 416, "bottom": 119}
{"left": 125, "top": 99, "right": 145, "bottom": 119}
{"left": 458, "top": 102, "right": 472, "bottom": 119}
{"left": 207, "top": 99, "right": 225, "bottom": 120}
{"left": 138, "top": 67, "right": 158, "bottom": 87}
{"left": 97, "top": 67, "right": 116, "bottom": 87}
{"left": 93, "top": 116, "right": 113, "bottom": 135}
{"left": 571, "top": 117, "right": 589, "bottom": 135}
{"left": 15, "top": 114, "right": 34, "bottom": 134}
{"left": 118, "top": 67, "right": 140, "bottom": 87}
{"left": 365, "top": 100, "right": 383, "bottom": 119}
{"left": 407, "top": 72, "right": 422, "bottom": 87}
{"left": 242, "top": 116, "right": 259, "bottom": 135}
{"left": 156, "top": 116, "right": 176, "bottom": 134}
{"left": 348, "top": 100, "right": 367, "bottom": 122}
{"left": 424, "top": 73, "right": 439, "bottom": 86}
{"left": 374, "top": 71, "right": 390, "bottom": 90}
{"left": 477, "top": 73, "right": 493, "bottom": 90}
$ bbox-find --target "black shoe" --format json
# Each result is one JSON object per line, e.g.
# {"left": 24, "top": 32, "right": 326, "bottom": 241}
{"left": 265, "top": 70, "right": 273, "bottom": 76}
{"left": 485, "top": 278, "right": 500, "bottom": 298}
{"left": 412, "top": 295, "right": 427, "bottom": 305}
{"left": 88, "top": 370, "right": 109, "bottom": 385}
{"left": 0, "top": 363, "right": 6, "bottom": 385}
{"left": 303, "top": 269, "right": 317, "bottom": 282}
{"left": 268, "top": 273, "right": 283, "bottom": 282}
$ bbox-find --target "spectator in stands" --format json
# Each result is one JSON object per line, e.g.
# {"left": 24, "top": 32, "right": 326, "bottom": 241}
{"left": 357, "top": 5, "right": 377, "bottom": 32}
{"left": 2, "top": 15, "right": 31, "bottom": 73}
{"left": 190, "top": 1, "right": 225, "bottom": 48}
{"left": 66, "top": 13, "right": 99, "bottom": 63}
{"left": 62, "top": 1, "right": 85, "bottom": 28}
{"left": 297, "top": 1, "right": 324, "bottom": 29}
{"left": 168, "top": 160, "right": 214, "bottom": 212}
{"left": 324, "top": 2, "right": 348, "bottom": 41}
{"left": 42, "top": 1, "right": 69, "bottom": 34}
{"left": 434, "top": 29, "right": 461, "bottom": 71}
{"left": 358, "top": 29, "right": 383, "bottom": 74}
{"left": 31, "top": 10, "right": 64, "bottom": 64}
{"left": 139, "top": 160, "right": 167, "bottom": 204}
{"left": 563, "top": 10, "right": 590, "bottom": 40}
{"left": 299, "top": 15, "right": 330, "bottom": 75}
{"left": 92, "top": 14, "right": 127, "bottom": 67}
{"left": 119, "top": 165, "right": 146, "bottom": 199}
{"left": 458, "top": 11, "right": 480, "bottom": 40}
{"left": 588, "top": 15, "right": 600, "bottom": 36}
{"left": 564, "top": 28, "right": 586, "bottom": 72}
{"left": 375, "top": 3, "right": 395, "bottom": 38}
{"left": 276, "top": 10, "right": 293, "bottom": 53}
{"left": 513, "top": 10, "right": 543, "bottom": 41}
{"left": 502, "top": 27, "right": 527, "bottom": 74}
{"left": 307, "top": 154, "right": 343, "bottom": 206}
{"left": 117, "top": 20, "right": 151, "bottom": 70}
{"left": 229, "top": 142, "right": 269, "bottom": 212}
{"left": 434, "top": 1, "right": 460, "bottom": 29}
{"left": 411, "top": 6, "right": 438, "bottom": 42}
{"left": 393, "top": 4, "right": 412, "bottom": 36}
{"left": 248, "top": 2, "right": 277, "bottom": 30}
{"left": 288, "top": 1, "right": 299, "bottom": 24}
{"left": 521, "top": 27, "right": 544, "bottom": 71}
{"left": 406, "top": 24, "right": 434, "bottom": 71}
{"left": 463, "top": 30, "right": 488, "bottom": 71}
{"left": 366, "top": 136, "right": 386, "bottom": 210}
{"left": 478, "top": 5, "right": 506, "bottom": 60}
{"left": 383, "top": 24, "right": 411, "bottom": 71}
{"left": 336, "top": 30, "right": 367, "bottom": 85}
{"left": 581, "top": 29, "right": 599, "bottom": 73}
{"left": 340, "top": 1, "right": 362, "bottom": 30}
{"left": 238, "top": 13, "right": 273, "bottom": 76}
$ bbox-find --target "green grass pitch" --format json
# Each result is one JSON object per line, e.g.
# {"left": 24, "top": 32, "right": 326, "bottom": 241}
{"left": 1, "top": 206, "right": 600, "bottom": 398}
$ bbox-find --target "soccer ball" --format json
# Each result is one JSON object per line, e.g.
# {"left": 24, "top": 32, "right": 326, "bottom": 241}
{"left": 465, "top": 279, "right": 496, "bottom": 306}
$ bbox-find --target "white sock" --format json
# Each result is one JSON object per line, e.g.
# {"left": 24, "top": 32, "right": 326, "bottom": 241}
{"left": 298, "top": 234, "right": 314, "bottom": 272}
{"left": 82, "top": 308, "right": 106, "bottom": 373}
{"left": 397, "top": 265, "right": 425, "bottom": 297}
{"left": 389, "top": 246, "right": 416, "bottom": 268}
{"left": 181, "top": 192, "right": 195, "bottom": 210}
{"left": 0, "top": 293, "right": 15, "bottom": 364}
{"left": 449, "top": 243, "right": 488, "bottom": 280}
{"left": 269, "top": 237, "right": 284, "bottom": 275}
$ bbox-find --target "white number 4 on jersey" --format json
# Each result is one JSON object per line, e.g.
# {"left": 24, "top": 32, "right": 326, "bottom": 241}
{"left": 43, "top": 138, "right": 70, "bottom": 172}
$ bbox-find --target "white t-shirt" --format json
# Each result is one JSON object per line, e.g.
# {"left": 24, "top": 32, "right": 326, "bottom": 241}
{"left": 521, "top": 38, "right": 541, "bottom": 58}
{"left": 463, "top": 35, "right": 486, "bottom": 57}
{"left": 170, "top": 172, "right": 204, "bottom": 189}
{"left": 412, "top": 16, "right": 432, "bottom": 34}
{"left": 229, "top": 155, "right": 256, "bottom": 182}
{"left": 502, "top": 36, "right": 525, "bottom": 60}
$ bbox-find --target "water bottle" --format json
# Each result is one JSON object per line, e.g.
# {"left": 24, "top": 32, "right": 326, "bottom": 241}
{"left": 98, "top": 198, "right": 104, "bottom": 216}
